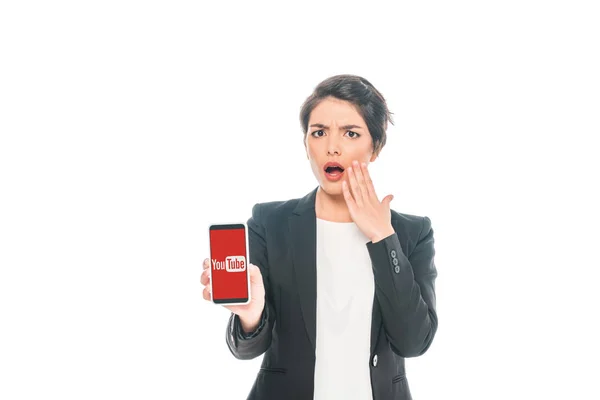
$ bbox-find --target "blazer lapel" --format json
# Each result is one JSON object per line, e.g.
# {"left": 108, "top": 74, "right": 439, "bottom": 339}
{"left": 288, "top": 186, "right": 392, "bottom": 355}
{"left": 289, "top": 186, "right": 318, "bottom": 351}
{"left": 370, "top": 293, "right": 382, "bottom": 354}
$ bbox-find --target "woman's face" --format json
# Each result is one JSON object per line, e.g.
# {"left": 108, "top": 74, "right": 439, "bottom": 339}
{"left": 304, "top": 96, "right": 378, "bottom": 196}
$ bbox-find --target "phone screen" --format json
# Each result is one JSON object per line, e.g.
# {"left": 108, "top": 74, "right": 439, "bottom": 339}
{"left": 209, "top": 223, "right": 250, "bottom": 304}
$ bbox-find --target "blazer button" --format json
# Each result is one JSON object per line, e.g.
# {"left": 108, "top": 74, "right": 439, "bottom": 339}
{"left": 390, "top": 250, "right": 396, "bottom": 258}
{"left": 394, "top": 265, "right": 400, "bottom": 274}
{"left": 392, "top": 258, "right": 399, "bottom": 266}
{"left": 372, "top": 354, "right": 378, "bottom": 367}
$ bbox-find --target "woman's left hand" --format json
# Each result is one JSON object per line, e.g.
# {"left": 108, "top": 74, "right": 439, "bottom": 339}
{"left": 342, "top": 160, "right": 396, "bottom": 243}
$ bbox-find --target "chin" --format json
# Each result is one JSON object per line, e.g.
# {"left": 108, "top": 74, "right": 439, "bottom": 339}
{"left": 320, "top": 181, "right": 343, "bottom": 195}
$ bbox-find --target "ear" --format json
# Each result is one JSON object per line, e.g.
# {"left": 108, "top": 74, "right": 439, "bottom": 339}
{"left": 370, "top": 144, "right": 380, "bottom": 163}
{"left": 369, "top": 151, "right": 378, "bottom": 163}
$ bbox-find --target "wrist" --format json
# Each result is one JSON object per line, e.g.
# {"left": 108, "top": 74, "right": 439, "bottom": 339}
{"left": 371, "top": 225, "right": 395, "bottom": 243}
{"left": 239, "top": 307, "right": 264, "bottom": 333}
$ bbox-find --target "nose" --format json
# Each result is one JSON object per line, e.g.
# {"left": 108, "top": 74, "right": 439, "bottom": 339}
{"left": 326, "top": 134, "right": 341, "bottom": 156}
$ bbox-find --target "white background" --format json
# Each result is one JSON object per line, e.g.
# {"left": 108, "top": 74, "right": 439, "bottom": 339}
{"left": 1, "top": 1, "right": 599, "bottom": 399}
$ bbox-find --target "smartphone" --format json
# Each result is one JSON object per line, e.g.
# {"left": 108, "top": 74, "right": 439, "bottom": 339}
{"left": 208, "top": 223, "right": 251, "bottom": 305}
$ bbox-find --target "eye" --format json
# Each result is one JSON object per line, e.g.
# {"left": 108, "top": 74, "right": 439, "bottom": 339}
{"left": 311, "top": 130, "right": 325, "bottom": 138}
{"left": 346, "top": 131, "right": 361, "bottom": 138}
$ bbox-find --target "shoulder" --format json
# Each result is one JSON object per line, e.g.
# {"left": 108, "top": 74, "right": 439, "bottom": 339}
{"left": 249, "top": 196, "right": 301, "bottom": 223}
{"left": 249, "top": 197, "right": 433, "bottom": 242}
{"left": 390, "top": 209, "right": 433, "bottom": 243}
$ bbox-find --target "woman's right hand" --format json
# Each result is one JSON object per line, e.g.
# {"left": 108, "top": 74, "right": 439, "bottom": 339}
{"left": 201, "top": 258, "right": 266, "bottom": 332}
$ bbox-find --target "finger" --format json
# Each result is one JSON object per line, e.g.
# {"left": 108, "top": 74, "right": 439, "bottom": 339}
{"left": 347, "top": 165, "right": 364, "bottom": 207}
{"left": 342, "top": 180, "right": 356, "bottom": 212}
{"left": 360, "top": 162, "right": 378, "bottom": 202}
{"left": 203, "top": 258, "right": 210, "bottom": 270}
{"left": 352, "top": 160, "right": 369, "bottom": 202}
{"left": 249, "top": 264, "right": 264, "bottom": 287}
{"left": 202, "top": 285, "right": 212, "bottom": 301}
{"left": 200, "top": 268, "right": 210, "bottom": 286}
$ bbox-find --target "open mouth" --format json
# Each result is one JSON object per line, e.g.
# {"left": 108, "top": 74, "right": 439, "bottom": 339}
{"left": 323, "top": 163, "right": 345, "bottom": 181}
{"left": 325, "top": 166, "right": 345, "bottom": 174}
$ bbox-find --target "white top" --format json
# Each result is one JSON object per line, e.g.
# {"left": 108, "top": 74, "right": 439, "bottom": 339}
{"left": 313, "top": 217, "right": 375, "bottom": 400}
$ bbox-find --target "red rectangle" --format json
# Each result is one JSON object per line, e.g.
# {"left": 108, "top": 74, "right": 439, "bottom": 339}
{"left": 209, "top": 225, "right": 249, "bottom": 303}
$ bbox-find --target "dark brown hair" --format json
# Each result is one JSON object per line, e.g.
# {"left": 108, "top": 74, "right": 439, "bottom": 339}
{"left": 299, "top": 74, "right": 394, "bottom": 156}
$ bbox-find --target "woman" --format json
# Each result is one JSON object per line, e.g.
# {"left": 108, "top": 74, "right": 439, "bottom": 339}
{"left": 200, "top": 74, "right": 438, "bottom": 400}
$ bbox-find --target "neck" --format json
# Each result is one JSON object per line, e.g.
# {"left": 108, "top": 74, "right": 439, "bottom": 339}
{"left": 315, "top": 186, "right": 352, "bottom": 222}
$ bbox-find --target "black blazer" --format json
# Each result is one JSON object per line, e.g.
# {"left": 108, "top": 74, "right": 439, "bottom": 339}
{"left": 225, "top": 186, "right": 438, "bottom": 400}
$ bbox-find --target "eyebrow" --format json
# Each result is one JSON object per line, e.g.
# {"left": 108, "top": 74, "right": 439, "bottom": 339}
{"left": 309, "top": 123, "right": 363, "bottom": 130}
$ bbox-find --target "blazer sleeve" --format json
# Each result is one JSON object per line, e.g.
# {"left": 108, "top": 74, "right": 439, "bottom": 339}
{"left": 225, "top": 203, "right": 277, "bottom": 360}
{"left": 366, "top": 216, "right": 438, "bottom": 358}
